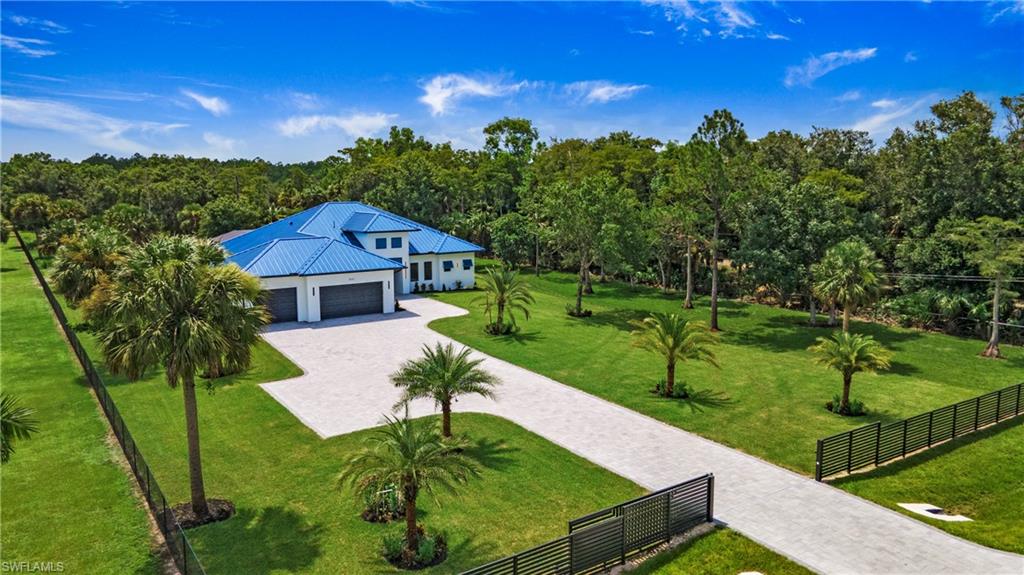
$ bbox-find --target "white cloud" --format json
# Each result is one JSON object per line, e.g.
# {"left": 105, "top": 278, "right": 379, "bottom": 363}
{"left": 646, "top": 0, "right": 757, "bottom": 39}
{"left": 990, "top": 0, "right": 1024, "bottom": 22}
{"left": 835, "top": 90, "right": 862, "bottom": 103}
{"left": 1, "top": 35, "right": 56, "bottom": 58}
{"left": 715, "top": 1, "right": 757, "bottom": 37}
{"left": 871, "top": 98, "right": 898, "bottom": 109}
{"left": 6, "top": 14, "right": 69, "bottom": 34}
{"left": 418, "top": 73, "right": 528, "bottom": 116}
{"left": 0, "top": 96, "right": 186, "bottom": 154}
{"left": 784, "top": 47, "right": 877, "bottom": 87}
{"left": 565, "top": 81, "right": 648, "bottom": 104}
{"left": 287, "top": 91, "right": 322, "bottom": 111}
{"left": 203, "top": 132, "right": 238, "bottom": 155}
{"left": 276, "top": 112, "right": 396, "bottom": 138}
{"left": 788, "top": 16, "right": 804, "bottom": 24}
{"left": 850, "top": 96, "right": 932, "bottom": 137}
{"left": 181, "top": 89, "right": 230, "bottom": 116}
{"left": 904, "top": 51, "right": 918, "bottom": 63}
{"left": 629, "top": 29, "right": 656, "bottom": 36}
{"left": 766, "top": 32, "right": 790, "bottom": 41}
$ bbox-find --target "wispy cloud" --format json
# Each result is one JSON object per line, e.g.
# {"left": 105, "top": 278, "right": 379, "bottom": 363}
{"left": 784, "top": 47, "right": 877, "bottom": 87}
{"left": 871, "top": 98, "right": 898, "bottom": 109}
{"left": 1, "top": 35, "right": 57, "bottom": 58}
{"left": 835, "top": 90, "right": 862, "bottom": 103}
{"left": 14, "top": 72, "right": 67, "bottom": 83}
{"left": 0, "top": 96, "right": 186, "bottom": 154}
{"left": 181, "top": 89, "right": 230, "bottom": 116}
{"left": 766, "top": 32, "right": 789, "bottom": 41}
{"left": 629, "top": 29, "right": 656, "bottom": 36}
{"left": 288, "top": 91, "right": 322, "bottom": 111}
{"left": 565, "top": 81, "right": 648, "bottom": 104}
{"left": 715, "top": 1, "right": 757, "bottom": 37}
{"left": 645, "top": 0, "right": 761, "bottom": 39}
{"left": 904, "top": 51, "right": 918, "bottom": 63}
{"left": 276, "top": 112, "right": 397, "bottom": 138}
{"left": 850, "top": 96, "right": 932, "bottom": 137}
{"left": 419, "top": 73, "right": 529, "bottom": 116}
{"left": 6, "top": 14, "right": 70, "bottom": 34}
{"left": 989, "top": 0, "right": 1024, "bottom": 22}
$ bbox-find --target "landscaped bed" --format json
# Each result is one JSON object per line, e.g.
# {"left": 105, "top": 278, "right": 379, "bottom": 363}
{"left": 0, "top": 242, "right": 159, "bottom": 575}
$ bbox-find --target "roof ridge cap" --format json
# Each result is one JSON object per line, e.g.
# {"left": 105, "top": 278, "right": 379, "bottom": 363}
{"left": 242, "top": 239, "right": 280, "bottom": 272}
{"left": 296, "top": 203, "right": 333, "bottom": 237}
{"left": 296, "top": 238, "right": 335, "bottom": 275}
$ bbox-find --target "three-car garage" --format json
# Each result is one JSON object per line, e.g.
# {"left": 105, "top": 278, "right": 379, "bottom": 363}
{"left": 262, "top": 273, "right": 393, "bottom": 324}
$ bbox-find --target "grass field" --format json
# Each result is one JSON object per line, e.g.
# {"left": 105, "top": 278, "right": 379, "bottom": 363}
{"left": 0, "top": 241, "right": 159, "bottom": 574}
{"left": 834, "top": 417, "right": 1024, "bottom": 554}
{"left": 430, "top": 264, "right": 1023, "bottom": 476}
{"left": 630, "top": 527, "right": 814, "bottom": 575}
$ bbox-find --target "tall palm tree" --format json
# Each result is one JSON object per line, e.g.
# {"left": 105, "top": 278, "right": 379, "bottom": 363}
{"left": 809, "top": 332, "right": 892, "bottom": 415}
{"left": 475, "top": 267, "right": 534, "bottom": 334}
{"left": 392, "top": 343, "right": 500, "bottom": 437}
{"left": 338, "top": 412, "right": 479, "bottom": 555}
{"left": 630, "top": 313, "right": 719, "bottom": 397}
{"left": 1, "top": 393, "right": 38, "bottom": 464}
{"left": 85, "top": 235, "right": 268, "bottom": 519}
{"left": 813, "top": 239, "right": 885, "bottom": 333}
{"left": 50, "top": 227, "right": 127, "bottom": 307}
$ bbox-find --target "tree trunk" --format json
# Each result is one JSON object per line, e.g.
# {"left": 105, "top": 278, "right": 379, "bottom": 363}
{"left": 441, "top": 398, "right": 452, "bottom": 438}
{"left": 658, "top": 259, "right": 668, "bottom": 293}
{"left": 684, "top": 239, "right": 694, "bottom": 309}
{"left": 403, "top": 480, "right": 419, "bottom": 552}
{"left": 496, "top": 300, "right": 505, "bottom": 332}
{"left": 709, "top": 214, "right": 720, "bottom": 331}
{"left": 982, "top": 280, "right": 1001, "bottom": 358}
{"left": 808, "top": 295, "right": 818, "bottom": 327}
{"left": 665, "top": 361, "right": 675, "bottom": 397}
{"left": 828, "top": 301, "right": 837, "bottom": 327}
{"left": 534, "top": 230, "right": 540, "bottom": 277}
{"left": 840, "top": 373, "right": 852, "bottom": 414}
{"left": 842, "top": 305, "right": 850, "bottom": 333}
{"left": 583, "top": 267, "right": 593, "bottom": 294}
{"left": 182, "top": 373, "right": 209, "bottom": 518}
{"left": 575, "top": 261, "right": 586, "bottom": 315}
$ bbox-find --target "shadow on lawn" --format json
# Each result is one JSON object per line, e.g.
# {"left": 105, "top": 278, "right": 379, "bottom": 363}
{"left": 671, "top": 388, "right": 735, "bottom": 413}
{"left": 464, "top": 436, "right": 519, "bottom": 472}
{"left": 729, "top": 314, "right": 924, "bottom": 354}
{"left": 830, "top": 417, "right": 1023, "bottom": 487}
{"left": 199, "top": 505, "right": 325, "bottom": 575}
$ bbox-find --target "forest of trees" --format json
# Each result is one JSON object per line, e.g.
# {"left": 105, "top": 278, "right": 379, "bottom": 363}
{"left": 3, "top": 90, "right": 1023, "bottom": 344}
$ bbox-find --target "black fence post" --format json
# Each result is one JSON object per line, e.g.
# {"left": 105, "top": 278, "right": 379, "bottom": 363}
{"left": 846, "top": 430, "right": 854, "bottom": 473}
{"left": 901, "top": 419, "right": 908, "bottom": 458}
{"left": 663, "top": 491, "right": 671, "bottom": 544}
{"left": 873, "top": 421, "right": 882, "bottom": 466}
{"left": 927, "top": 411, "right": 934, "bottom": 447}
{"left": 815, "top": 439, "right": 823, "bottom": 481}
{"left": 995, "top": 389, "right": 1003, "bottom": 423}
{"left": 952, "top": 403, "right": 958, "bottom": 439}
{"left": 974, "top": 397, "right": 981, "bottom": 431}
{"left": 1017, "top": 384, "right": 1022, "bottom": 416}
{"left": 619, "top": 514, "right": 626, "bottom": 566}
{"left": 706, "top": 474, "right": 715, "bottom": 522}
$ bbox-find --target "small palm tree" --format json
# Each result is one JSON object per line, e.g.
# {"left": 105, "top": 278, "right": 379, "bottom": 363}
{"left": 813, "top": 239, "right": 885, "bottom": 333}
{"left": 475, "top": 267, "right": 534, "bottom": 335}
{"left": 50, "top": 227, "right": 127, "bottom": 307}
{"left": 630, "top": 313, "right": 719, "bottom": 397}
{"left": 1, "top": 393, "right": 39, "bottom": 464}
{"left": 338, "top": 412, "right": 479, "bottom": 556}
{"left": 809, "top": 332, "right": 892, "bottom": 415}
{"left": 392, "top": 343, "right": 500, "bottom": 437}
{"left": 86, "top": 235, "right": 268, "bottom": 520}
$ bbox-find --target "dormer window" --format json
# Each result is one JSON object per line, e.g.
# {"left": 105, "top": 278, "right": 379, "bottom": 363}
{"left": 391, "top": 237, "right": 403, "bottom": 248}
{"left": 375, "top": 238, "right": 387, "bottom": 249}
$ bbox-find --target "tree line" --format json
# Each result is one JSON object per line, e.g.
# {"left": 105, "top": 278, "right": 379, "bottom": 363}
{"left": 3, "top": 90, "right": 1023, "bottom": 345}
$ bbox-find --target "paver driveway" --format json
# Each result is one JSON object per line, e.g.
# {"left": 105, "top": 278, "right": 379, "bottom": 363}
{"left": 261, "top": 296, "right": 1024, "bottom": 575}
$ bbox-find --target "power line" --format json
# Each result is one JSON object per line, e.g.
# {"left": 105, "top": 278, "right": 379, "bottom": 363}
{"left": 882, "top": 273, "right": 1024, "bottom": 284}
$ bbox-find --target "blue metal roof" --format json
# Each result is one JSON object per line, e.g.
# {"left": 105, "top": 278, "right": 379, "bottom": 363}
{"left": 220, "top": 201, "right": 482, "bottom": 277}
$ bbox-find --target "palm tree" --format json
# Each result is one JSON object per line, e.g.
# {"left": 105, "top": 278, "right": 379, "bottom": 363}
{"left": 813, "top": 239, "right": 885, "bottom": 333}
{"left": 392, "top": 343, "right": 500, "bottom": 437}
{"left": 50, "top": 227, "right": 127, "bottom": 307}
{"left": 630, "top": 313, "right": 719, "bottom": 397}
{"left": 338, "top": 412, "right": 479, "bottom": 556}
{"left": 809, "top": 332, "right": 892, "bottom": 415}
{"left": 1, "top": 393, "right": 38, "bottom": 464}
{"left": 85, "top": 235, "right": 268, "bottom": 520}
{"left": 475, "top": 267, "right": 534, "bottom": 335}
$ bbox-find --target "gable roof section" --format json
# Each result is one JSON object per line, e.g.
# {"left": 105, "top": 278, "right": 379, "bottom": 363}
{"left": 220, "top": 201, "right": 482, "bottom": 277}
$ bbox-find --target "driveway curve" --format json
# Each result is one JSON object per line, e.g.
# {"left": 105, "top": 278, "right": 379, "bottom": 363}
{"left": 261, "top": 296, "right": 1023, "bottom": 575}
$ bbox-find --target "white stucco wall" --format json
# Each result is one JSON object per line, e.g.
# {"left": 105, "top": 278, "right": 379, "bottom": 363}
{"left": 259, "top": 269, "right": 396, "bottom": 322}
{"left": 354, "top": 231, "right": 410, "bottom": 293}
{"left": 409, "top": 252, "right": 476, "bottom": 292}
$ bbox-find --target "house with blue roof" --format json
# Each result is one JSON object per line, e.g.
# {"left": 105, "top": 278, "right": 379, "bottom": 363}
{"left": 219, "top": 201, "right": 483, "bottom": 323}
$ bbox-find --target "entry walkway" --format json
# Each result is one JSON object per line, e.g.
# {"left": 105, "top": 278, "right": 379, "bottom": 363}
{"left": 261, "top": 297, "right": 1024, "bottom": 575}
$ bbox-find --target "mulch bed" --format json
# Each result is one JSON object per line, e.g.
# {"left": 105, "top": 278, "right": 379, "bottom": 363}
{"left": 171, "top": 499, "right": 235, "bottom": 529}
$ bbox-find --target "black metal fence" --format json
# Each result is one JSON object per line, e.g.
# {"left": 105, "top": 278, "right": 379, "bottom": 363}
{"left": 816, "top": 382, "right": 1024, "bottom": 481}
{"left": 14, "top": 231, "right": 207, "bottom": 575}
{"left": 461, "top": 473, "right": 714, "bottom": 575}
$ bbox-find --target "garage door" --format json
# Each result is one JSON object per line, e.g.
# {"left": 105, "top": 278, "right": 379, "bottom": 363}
{"left": 319, "top": 282, "right": 383, "bottom": 319}
{"left": 266, "top": 288, "right": 298, "bottom": 323}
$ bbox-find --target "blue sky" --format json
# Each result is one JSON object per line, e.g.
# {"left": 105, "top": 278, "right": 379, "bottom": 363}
{"left": 1, "top": 1, "right": 1022, "bottom": 162}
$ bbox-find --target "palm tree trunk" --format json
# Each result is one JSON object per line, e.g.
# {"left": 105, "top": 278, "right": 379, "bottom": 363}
{"left": 808, "top": 294, "right": 818, "bottom": 326}
{"left": 828, "top": 301, "right": 837, "bottom": 326}
{"left": 684, "top": 239, "right": 694, "bottom": 309}
{"left": 840, "top": 373, "right": 852, "bottom": 414}
{"left": 496, "top": 300, "right": 505, "bottom": 332}
{"left": 665, "top": 361, "right": 675, "bottom": 397}
{"left": 403, "top": 480, "right": 419, "bottom": 552}
{"left": 182, "top": 373, "right": 209, "bottom": 518}
{"left": 842, "top": 306, "right": 850, "bottom": 333}
{"left": 983, "top": 280, "right": 1001, "bottom": 358}
{"left": 441, "top": 398, "right": 452, "bottom": 438}
{"left": 710, "top": 215, "right": 720, "bottom": 331}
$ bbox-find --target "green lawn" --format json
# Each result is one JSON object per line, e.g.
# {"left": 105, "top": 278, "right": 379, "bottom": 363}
{"left": 834, "top": 417, "right": 1024, "bottom": 554}
{"left": 0, "top": 241, "right": 159, "bottom": 574}
{"left": 630, "top": 527, "right": 814, "bottom": 575}
{"left": 430, "top": 265, "right": 1023, "bottom": 476}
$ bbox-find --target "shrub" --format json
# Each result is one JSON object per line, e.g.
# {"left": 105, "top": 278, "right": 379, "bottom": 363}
{"left": 381, "top": 531, "right": 404, "bottom": 562}
{"left": 455, "top": 280, "right": 463, "bottom": 290}
{"left": 565, "top": 303, "right": 593, "bottom": 317}
{"left": 361, "top": 481, "right": 404, "bottom": 523}
{"left": 484, "top": 322, "right": 516, "bottom": 335}
{"left": 824, "top": 394, "right": 867, "bottom": 416}
{"left": 381, "top": 528, "right": 447, "bottom": 570}
{"left": 415, "top": 535, "right": 436, "bottom": 565}
{"left": 651, "top": 379, "right": 692, "bottom": 399}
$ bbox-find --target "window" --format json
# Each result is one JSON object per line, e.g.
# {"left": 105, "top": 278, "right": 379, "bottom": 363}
{"left": 443, "top": 260, "right": 453, "bottom": 272}
{"left": 462, "top": 259, "right": 473, "bottom": 270}
{"left": 410, "top": 262, "right": 419, "bottom": 281}
{"left": 423, "top": 261, "right": 433, "bottom": 280}
{"left": 391, "top": 236, "right": 403, "bottom": 248}
{"left": 390, "top": 257, "right": 403, "bottom": 265}
{"left": 375, "top": 237, "right": 387, "bottom": 249}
